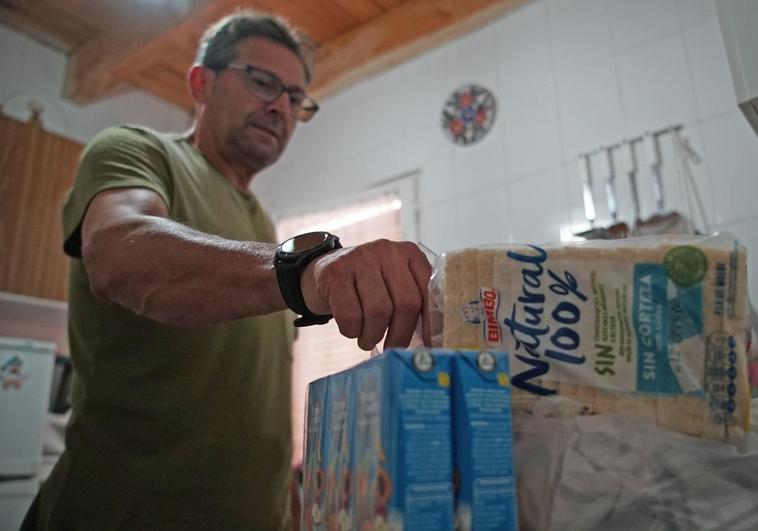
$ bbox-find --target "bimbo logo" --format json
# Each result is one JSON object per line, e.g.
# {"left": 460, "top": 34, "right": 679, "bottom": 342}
{"left": 479, "top": 287, "right": 502, "bottom": 345}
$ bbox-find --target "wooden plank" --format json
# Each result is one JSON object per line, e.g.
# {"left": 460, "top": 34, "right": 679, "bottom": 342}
{"left": 328, "top": 0, "right": 384, "bottom": 23}
{"left": 102, "top": 0, "right": 234, "bottom": 91}
{"left": 310, "top": 0, "right": 531, "bottom": 100}
{"left": 62, "top": 0, "right": 216, "bottom": 104}
{"left": 128, "top": 67, "right": 194, "bottom": 110}
{"left": 63, "top": 0, "right": 530, "bottom": 113}
{"left": 0, "top": 114, "right": 81, "bottom": 301}
{"left": 371, "top": 0, "right": 409, "bottom": 12}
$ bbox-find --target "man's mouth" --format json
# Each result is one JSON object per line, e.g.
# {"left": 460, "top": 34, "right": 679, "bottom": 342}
{"left": 249, "top": 123, "right": 281, "bottom": 142}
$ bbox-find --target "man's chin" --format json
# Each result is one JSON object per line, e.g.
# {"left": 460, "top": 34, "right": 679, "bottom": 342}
{"left": 241, "top": 146, "right": 280, "bottom": 171}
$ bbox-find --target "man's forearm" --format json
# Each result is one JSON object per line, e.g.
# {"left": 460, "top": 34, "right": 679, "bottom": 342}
{"left": 83, "top": 214, "right": 287, "bottom": 326}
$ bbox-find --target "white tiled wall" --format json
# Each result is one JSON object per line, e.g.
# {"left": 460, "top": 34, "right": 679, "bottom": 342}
{"left": 256, "top": 0, "right": 758, "bottom": 303}
{"left": 0, "top": 24, "right": 191, "bottom": 144}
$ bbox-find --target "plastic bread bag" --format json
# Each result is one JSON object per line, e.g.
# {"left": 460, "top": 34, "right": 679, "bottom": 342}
{"left": 429, "top": 232, "right": 751, "bottom": 441}
{"left": 513, "top": 398, "right": 758, "bottom": 531}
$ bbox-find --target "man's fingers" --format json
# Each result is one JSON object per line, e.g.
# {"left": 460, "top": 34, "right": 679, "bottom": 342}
{"left": 409, "top": 254, "right": 433, "bottom": 346}
{"left": 354, "top": 271, "right": 393, "bottom": 351}
{"left": 328, "top": 273, "right": 362, "bottom": 339}
{"left": 382, "top": 265, "right": 424, "bottom": 350}
{"left": 306, "top": 240, "right": 433, "bottom": 352}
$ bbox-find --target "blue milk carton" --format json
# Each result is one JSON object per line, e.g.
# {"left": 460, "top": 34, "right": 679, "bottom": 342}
{"left": 352, "top": 348, "right": 454, "bottom": 531}
{"left": 302, "top": 376, "right": 329, "bottom": 530}
{"left": 323, "top": 370, "right": 355, "bottom": 530}
{"left": 451, "top": 351, "right": 517, "bottom": 531}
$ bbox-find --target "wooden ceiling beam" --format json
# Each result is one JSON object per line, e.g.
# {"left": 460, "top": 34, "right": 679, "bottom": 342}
{"left": 62, "top": 0, "right": 215, "bottom": 106}
{"left": 310, "top": 0, "right": 531, "bottom": 101}
{"left": 60, "top": 0, "right": 531, "bottom": 111}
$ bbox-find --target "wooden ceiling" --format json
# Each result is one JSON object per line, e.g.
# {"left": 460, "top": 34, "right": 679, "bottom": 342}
{"left": 0, "top": 0, "right": 529, "bottom": 111}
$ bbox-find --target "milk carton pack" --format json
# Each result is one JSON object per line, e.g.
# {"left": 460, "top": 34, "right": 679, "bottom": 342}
{"left": 302, "top": 376, "right": 328, "bottom": 530}
{"left": 323, "top": 370, "right": 354, "bottom": 530}
{"left": 451, "top": 351, "right": 517, "bottom": 531}
{"left": 352, "top": 349, "right": 454, "bottom": 530}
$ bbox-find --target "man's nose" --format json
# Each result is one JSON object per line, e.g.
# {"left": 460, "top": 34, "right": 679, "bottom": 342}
{"left": 266, "top": 91, "right": 293, "bottom": 121}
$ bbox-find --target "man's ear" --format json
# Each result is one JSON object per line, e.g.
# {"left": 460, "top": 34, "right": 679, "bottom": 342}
{"left": 188, "top": 65, "right": 215, "bottom": 104}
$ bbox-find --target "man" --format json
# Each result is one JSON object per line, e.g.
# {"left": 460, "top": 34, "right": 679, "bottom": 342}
{"left": 23, "top": 11, "right": 430, "bottom": 531}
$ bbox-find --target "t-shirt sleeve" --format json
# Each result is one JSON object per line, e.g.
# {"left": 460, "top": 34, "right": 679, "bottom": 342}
{"left": 62, "top": 126, "right": 173, "bottom": 258}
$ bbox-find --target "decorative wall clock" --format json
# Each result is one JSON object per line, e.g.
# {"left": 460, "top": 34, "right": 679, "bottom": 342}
{"left": 441, "top": 84, "right": 497, "bottom": 146}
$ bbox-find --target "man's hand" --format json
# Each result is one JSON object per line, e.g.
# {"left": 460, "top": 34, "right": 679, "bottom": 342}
{"left": 300, "top": 239, "right": 432, "bottom": 351}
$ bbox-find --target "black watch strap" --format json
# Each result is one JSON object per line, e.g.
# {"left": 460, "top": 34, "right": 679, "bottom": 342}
{"left": 277, "top": 269, "right": 332, "bottom": 327}
{"left": 274, "top": 232, "right": 342, "bottom": 327}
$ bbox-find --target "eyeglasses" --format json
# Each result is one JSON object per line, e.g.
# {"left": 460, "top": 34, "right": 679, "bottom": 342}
{"left": 224, "top": 63, "right": 319, "bottom": 122}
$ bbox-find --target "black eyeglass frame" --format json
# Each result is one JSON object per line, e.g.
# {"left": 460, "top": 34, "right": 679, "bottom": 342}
{"left": 222, "top": 63, "right": 319, "bottom": 122}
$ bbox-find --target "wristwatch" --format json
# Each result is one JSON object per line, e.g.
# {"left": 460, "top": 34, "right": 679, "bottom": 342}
{"left": 274, "top": 231, "right": 342, "bottom": 327}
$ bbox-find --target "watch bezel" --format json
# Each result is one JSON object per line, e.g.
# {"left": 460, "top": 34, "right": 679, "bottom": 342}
{"left": 276, "top": 231, "right": 333, "bottom": 260}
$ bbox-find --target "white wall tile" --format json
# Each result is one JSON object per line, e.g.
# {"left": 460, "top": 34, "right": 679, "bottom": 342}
{"left": 0, "top": 24, "right": 27, "bottom": 101}
{"left": 320, "top": 83, "right": 368, "bottom": 163}
{"left": 720, "top": 217, "right": 758, "bottom": 307}
{"left": 364, "top": 139, "right": 408, "bottom": 187}
{"left": 452, "top": 125, "right": 506, "bottom": 196}
{"left": 264, "top": 121, "right": 308, "bottom": 185}
{"left": 701, "top": 111, "right": 758, "bottom": 226}
{"left": 16, "top": 37, "right": 66, "bottom": 102}
{"left": 547, "top": 0, "right": 613, "bottom": 73}
{"left": 419, "top": 199, "right": 461, "bottom": 253}
{"left": 164, "top": 105, "right": 192, "bottom": 132}
{"left": 288, "top": 113, "right": 326, "bottom": 172}
{"left": 363, "top": 66, "right": 405, "bottom": 151}
{"left": 405, "top": 127, "right": 456, "bottom": 207}
{"left": 272, "top": 156, "right": 368, "bottom": 220}
{"left": 565, "top": 159, "right": 589, "bottom": 232}
{"left": 403, "top": 46, "right": 449, "bottom": 138}
{"left": 304, "top": 94, "right": 344, "bottom": 170}
{"left": 648, "top": 125, "right": 715, "bottom": 230}
{"left": 1, "top": 22, "right": 195, "bottom": 147}
{"left": 557, "top": 59, "right": 625, "bottom": 159}
{"left": 507, "top": 168, "right": 570, "bottom": 244}
{"left": 586, "top": 149, "right": 614, "bottom": 226}
{"left": 617, "top": 34, "right": 697, "bottom": 134}
{"left": 252, "top": 165, "right": 296, "bottom": 214}
{"left": 455, "top": 184, "right": 511, "bottom": 247}
{"left": 608, "top": 0, "right": 679, "bottom": 53}
{"left": 447, "top": 23, "right": 499, "bottom": 91}
{"left": 502, "top": 80, "right": 562, "bottom": 180}
{"left": 2, "top": 35, "right": 69, "bottom": 132}
{"left": 494, "top": 1, "right": 553, "bottom": 99}
{"left": 684, "top": 17, "right": 737, "bottom": 121}
{"left": 316, "top": 156, "right": 367, "bottom": 195}
{"left": 677, "top": 0, "right": 716, "bottom": 28}
{"left": 607, "top": 124, "right": 714, "bottom": 231}
{"left": 254, "top": 167, "right": 305, "bottom": 218}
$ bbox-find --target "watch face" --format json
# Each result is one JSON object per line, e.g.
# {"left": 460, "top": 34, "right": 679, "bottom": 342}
{"left": 281, "top": 231, "right": 329, "bottom": 254}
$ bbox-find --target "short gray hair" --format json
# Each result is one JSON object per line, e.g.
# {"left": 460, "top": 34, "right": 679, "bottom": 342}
{"left": 195, "top": 10, "right": 314, "bottom": 83}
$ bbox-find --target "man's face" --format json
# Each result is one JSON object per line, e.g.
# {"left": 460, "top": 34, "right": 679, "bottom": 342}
{"left": 204, "top": 37, "right": 307, "bottom": 172}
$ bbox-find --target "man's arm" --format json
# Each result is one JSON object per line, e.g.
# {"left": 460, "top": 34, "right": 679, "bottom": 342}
{"left": 82, "top": 187, "right": 432, "bottom": 349}
{"left": 81, "top": 187, "right": 286, "bottom": 326}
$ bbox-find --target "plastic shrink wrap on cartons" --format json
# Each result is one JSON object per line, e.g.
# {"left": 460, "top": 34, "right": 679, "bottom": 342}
{"left": 303, "top": 349, "right": 455, "bottom": 531}
{"left": 302, "top": 376, "right": 328, "bottom": 530}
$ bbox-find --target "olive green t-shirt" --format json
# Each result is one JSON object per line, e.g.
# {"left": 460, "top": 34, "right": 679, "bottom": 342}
{"left": 40, "top": 126, "right": 295, "bottom": 530}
